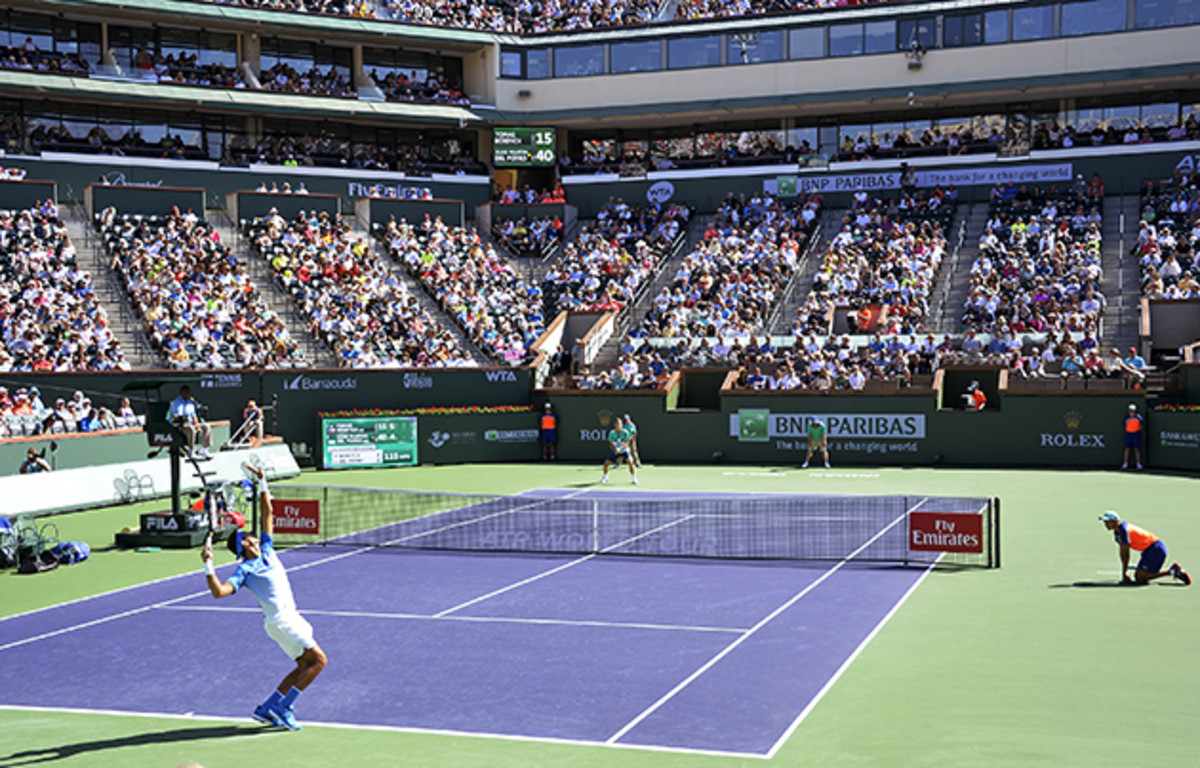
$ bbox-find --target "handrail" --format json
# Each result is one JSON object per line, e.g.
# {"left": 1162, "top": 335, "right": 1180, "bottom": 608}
{"left": 766, "top": 221, "right": 822, "bottom": 335}
{"left": 935, "top": 212, "right": 968, "bottom": 332}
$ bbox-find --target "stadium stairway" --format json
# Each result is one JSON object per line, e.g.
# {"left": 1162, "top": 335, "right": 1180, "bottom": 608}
{"left": 62, "top": 202, "right": 162, "bottom": 369}
{"left": 772, "top": 206, "right": 846, "bottom": 335}
{"left": 357, "top": 217, "right": 492, "bottom": 366}
{"left": 207, "top": 210, "right": 339, "bottom": 368}
{"left": 1099, "top": 194, "right": 1141, "bottom": 352}
{"left": 930, "top": 200, "right": 989, "bottom": 334}
{"left": 590, "top": 212, "right": 709, "bottom": 371}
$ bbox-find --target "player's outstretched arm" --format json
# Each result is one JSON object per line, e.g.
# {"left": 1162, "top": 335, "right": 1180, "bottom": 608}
{"left": 201, "top": 537, "right": 235, "bottom": 599}
{"left": 1118, "top": 543, "right": 1131, "bottom": 579}
{"left": 244, "top": 463, "right": 274, "bottom": 535}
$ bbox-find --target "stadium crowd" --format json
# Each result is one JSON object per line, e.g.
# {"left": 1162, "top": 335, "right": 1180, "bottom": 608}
{"left": 1136, "top": 167, "right": 1200, "bottom": 299}
{"left": 260, "top": 63, "right": 353, "bottom": 98}
{"left": 541, "top": 200, "right": 690, "bottom": 316}
{"left": 794, "top": 186, "right": 952, "bottom": 339}
{"left": 382, "top": 216, "right": 543, "bottom": 363}
{"left": 230, "top": 131, "right": 485, "bottom": 174}
{"left": 0, "top": 202, "right": 126, "bottom": 373}
{"left": 380, "top": 0, "right": 665, "bottom": 33}
{"left": 100, "top": 208, "right": 302, "bottom": 369}
{"left": 0, "top": 41, "right": 89, "bottom": 75}
{"left": 962, "top": 179, "right": 1105, "bottom": 337}
{"left": 492, "top": 215, "right": 562, "bottom": 257}
{"left": 0, "top": 386, "right": 142, "bottom": 439}
{"left": 1032, "top": 114, "right": 1200, "bottom": 150}
{"left": 126, "top": 47, "right": 246, "bottom": 88}
{"left": 635, "top": 192, "right": 820, "bottom": 339}
{"left": 250, "top": 210, "right": 474, "bottom": 367}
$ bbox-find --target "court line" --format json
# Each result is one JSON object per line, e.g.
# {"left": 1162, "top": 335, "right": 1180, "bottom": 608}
{"left": 0, "top": 590, "right": 210, "bottom": 654}
{"left": 763, "top": 558, "right": 938, "bottom": 759}
{"left": 433, "top": 506, "right": 697, "bottom": 618}
{"left": 0, "top": 490, "right": 576, "bottom": 654}
{"left": 159, "top": 604, "right": 747, "bottom": 634}
{"left": 604, "top": 507, "right": 911, "bottom": 745}
{"left": 0, "top": 704, "right": 769, "bottom": 761}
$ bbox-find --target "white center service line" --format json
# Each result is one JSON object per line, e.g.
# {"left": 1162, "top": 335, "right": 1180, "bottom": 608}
{"left": 434, "top": 492, "right": 700, "bottom": 618}
{"left": 604, "top": 508, "right": 912, "bottom": 745}
{"left": 159, "top": 604, "right": 747, "bottom": 635}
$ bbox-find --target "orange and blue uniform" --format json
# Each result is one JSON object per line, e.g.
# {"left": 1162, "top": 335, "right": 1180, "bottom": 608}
{"left": 1124, "top": 412, "right": 1143, "bottom": 448}
{"left": 540, "top": 410, "right": 557, "bottom": 444}
{"left": 1114, "top": 521, "right": 1166, "bottom": 574}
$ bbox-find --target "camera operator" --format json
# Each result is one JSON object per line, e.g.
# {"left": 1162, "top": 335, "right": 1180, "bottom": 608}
{"left": 19, "top": 447, "right": 51, "bottom": 474}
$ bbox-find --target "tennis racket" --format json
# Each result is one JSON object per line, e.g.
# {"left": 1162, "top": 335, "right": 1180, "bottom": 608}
{"left": 205, "top": 488, "right": 220, "bottom": 544}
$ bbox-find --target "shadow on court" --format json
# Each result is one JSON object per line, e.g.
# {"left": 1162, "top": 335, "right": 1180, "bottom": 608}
{"left": 1047, "top": 580, "right": 1154, "bottom": 588}
{"left": 0, "top": 724, "right": 269, "bottom": 767}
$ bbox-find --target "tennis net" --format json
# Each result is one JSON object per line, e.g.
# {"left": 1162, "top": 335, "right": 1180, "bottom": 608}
{"left": 270, "top": 487, "right": 999, "bottom": 567}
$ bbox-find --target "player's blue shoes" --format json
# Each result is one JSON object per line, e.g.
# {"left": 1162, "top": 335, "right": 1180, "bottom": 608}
{"left": 252, "top": 703, "right": 279, "bottom": 726}
{"left": 270, "top": 704, "right": 302, "bottom": 731}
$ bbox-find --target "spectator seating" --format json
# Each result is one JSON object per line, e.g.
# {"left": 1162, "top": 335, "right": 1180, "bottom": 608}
{"left": 963, "top": 181, "right": 1105, "bottom": 335}
{"left": 637, "top": 192, "right": 818, "bottom": 338}
{"left": 250, "top": 211, "right": 473, "bottom": 367}
{"left": 99, "top": 208, "right": 302, "bottom": 369}
{"left": 542, "top": 201, "right": 690, "bottom": 318}
{"left": 380, "top": 216, "right": 543, "bottom": 364}
{"left": 0, "top": 202, "right": 126, "bottom": 372}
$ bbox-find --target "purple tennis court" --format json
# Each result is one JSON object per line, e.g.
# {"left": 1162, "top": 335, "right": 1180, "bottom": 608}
{"left": 0, "top": 489, "right": 941, "bottom": 758}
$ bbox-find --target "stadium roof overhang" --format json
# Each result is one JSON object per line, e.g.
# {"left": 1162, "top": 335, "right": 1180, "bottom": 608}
{"left": 490, "top": 63, "right": 1200, "bottom": 129}
{"left": 0, "top": 70, "right": 485, "bottom": 127}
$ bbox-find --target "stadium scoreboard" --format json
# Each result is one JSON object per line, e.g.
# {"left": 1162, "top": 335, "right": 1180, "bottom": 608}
{"left": 493, "top": 127, "right": 556, "bottom": 167}
{"left": 322, "top": 416, "right": 418, "bottom": 469}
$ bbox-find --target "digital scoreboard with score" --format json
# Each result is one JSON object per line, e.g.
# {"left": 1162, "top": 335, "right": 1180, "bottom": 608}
{"left": 493, "top": 127, "right": 556, "bottom": 167}
{"left": 321, "top": 416, "right": 418, "bottom": 469}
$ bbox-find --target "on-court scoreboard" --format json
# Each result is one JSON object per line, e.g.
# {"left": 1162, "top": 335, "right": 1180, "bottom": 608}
{"left": 321, "top": 416, "right": 418, "bottom": 469}
{"left": 493, "top": 127, "right": 556, "bottom": 167}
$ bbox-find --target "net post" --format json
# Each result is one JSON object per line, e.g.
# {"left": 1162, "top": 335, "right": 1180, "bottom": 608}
{"left": 322, "top": 486, "right": 329, "bottom": 547}
{"left": 592, "top": 500, "right": 599, "bottom": 554}
{"left": 992, "top": 496, "right": 1001, "bottom": 569}
{"left": 903, "top": 496, "right": 910, "bottom": 568}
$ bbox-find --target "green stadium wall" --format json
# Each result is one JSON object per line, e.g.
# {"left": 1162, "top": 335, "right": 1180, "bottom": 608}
{"left": 545, "top": 384, "right": 1147, "bottom": 468}
{"left": 0, "top": 368, "right": 1189, "bottom": 470}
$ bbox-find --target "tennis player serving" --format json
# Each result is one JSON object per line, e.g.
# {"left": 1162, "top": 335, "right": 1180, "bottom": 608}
{"left": 600, "top": 416, "right": 638, "bottom": 485}
{"left": 200, "top": 463, "right": 328, "bottom": 730}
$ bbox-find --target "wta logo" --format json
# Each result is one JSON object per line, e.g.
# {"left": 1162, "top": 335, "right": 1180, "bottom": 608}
{"left": 908, "top": 512, "right": 983, "bottom": 553}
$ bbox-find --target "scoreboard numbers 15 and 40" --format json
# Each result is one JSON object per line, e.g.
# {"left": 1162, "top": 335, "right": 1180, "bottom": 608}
{"left": 493, "top": 127, "right": 556, "bottom": 167}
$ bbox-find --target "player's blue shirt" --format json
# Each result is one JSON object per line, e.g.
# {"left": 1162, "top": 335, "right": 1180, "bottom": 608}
{"left": 228, "top": 533, "right": 297, "bottom": 619}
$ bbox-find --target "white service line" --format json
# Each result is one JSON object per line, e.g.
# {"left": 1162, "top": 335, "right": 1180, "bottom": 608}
{"left": 435, "top": 495, "right": 697, "bottom": 618}
{"left": 433, "top": 488, "right": 592, "bottom": 617}
{"left": 605, "top": 507, "right": 911, "bottom": 745}
{"left": 764, "top": 557, "right": 939, "bottom": 759}
{"left": 0, "top": 703, "right": 769, "bottom": 761}
{"left": 0, "top": 490, "right": 585, "bottom": 654}
{"left": 160, "top": 604, "right": 747, "bottom": 635}
{"left": 0, "top": 590, "right": 208, "bottom": 654}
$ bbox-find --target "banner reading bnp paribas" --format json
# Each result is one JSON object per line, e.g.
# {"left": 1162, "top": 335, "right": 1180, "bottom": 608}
{"left": 771, "top": 163, "right": 1073, "bottom": 195}
{"left": 730, "top": 410, "right": 927, "bottom": 457}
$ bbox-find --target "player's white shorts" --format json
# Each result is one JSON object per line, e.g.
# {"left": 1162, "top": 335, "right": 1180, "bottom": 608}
{"left": 264, "top": 611, "right": 316, "bottom": 660}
